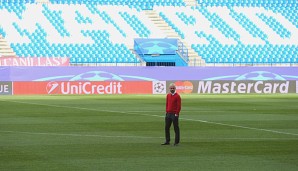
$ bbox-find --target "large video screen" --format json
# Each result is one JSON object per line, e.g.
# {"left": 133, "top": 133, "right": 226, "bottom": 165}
{"left": 134, "top": 38, "right": 178, "bottom": 55}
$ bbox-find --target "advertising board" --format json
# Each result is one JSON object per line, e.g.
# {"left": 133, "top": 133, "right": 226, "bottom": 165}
{"left": 13, "top": 81, "right": 152, "bottom": 95}
{"left": 0, "top": 82, "right": 12, "bottom": 95}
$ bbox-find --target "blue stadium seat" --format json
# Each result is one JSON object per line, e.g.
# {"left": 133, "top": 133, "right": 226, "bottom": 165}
{"left": 0, "top": 1, "right": 297, "bottom": 65}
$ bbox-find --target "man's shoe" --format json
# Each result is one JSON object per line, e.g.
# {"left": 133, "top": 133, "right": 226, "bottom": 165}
{"left": 161, "top": 142, "right": 170, "bottom": 145}
{"left": 173, "top": 143, "right": 179, "bottom": 146}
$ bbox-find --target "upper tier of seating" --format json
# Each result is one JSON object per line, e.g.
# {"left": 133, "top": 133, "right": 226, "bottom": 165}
{"left": 0, "top": 2, "right": 297, "bottom": 66}
{"left": 1, "top": 0, "right": 297, "bottom": 5}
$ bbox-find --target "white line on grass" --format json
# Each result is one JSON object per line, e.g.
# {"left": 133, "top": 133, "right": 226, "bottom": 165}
{"left": 181, "top": 118, "right": 298, "bottom": 136}
{"left": 0, "top": 130, "right": 162, "bottom": 139}
{"left": 1, "top": 99, "right": 298, "bottom": 137}
{"left": 1, "top": 130, "right": 298, "bottom": 141}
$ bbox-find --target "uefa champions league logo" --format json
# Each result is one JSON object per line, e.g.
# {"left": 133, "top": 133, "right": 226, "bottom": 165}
{"left": 35, "top": 70, "right": 298, "bottom": 82}
{"left": 153, "top": 81, "right": 166, "bottom": 94}
{"left": 34, "top": 70, "right": 157, "bottom": 81}
{"left": 235, "top": 71, "right": 286, "bottom": 80}
{"left": 139, "top": 40, "right": 177, "bottom": 54}
{"left": 204, "top": 71, "right": 298, "bottom": 81}
{"left": 69, "top": 71, "right": 124, "bottom": 81}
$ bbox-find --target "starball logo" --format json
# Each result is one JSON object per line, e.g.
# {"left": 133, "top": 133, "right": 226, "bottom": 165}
{"left": 153, "top": 81, "right": 166, "bottom": 94}
{"left": 46, "top": 82, "right": 123, "bottom": 95}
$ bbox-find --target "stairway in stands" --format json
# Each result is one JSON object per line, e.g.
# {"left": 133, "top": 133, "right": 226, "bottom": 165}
{"left": 144, "top": 9, "right": 205, "bottom": 66}
{"left": 184, "top": 0, "right": 198, "bottom": 6}
{"left": 0, "top": 34, "right": 16, "bottom": 57}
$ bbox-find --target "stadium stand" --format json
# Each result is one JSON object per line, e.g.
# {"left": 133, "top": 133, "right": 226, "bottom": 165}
{"left": 0, "top": 0, "right": 297, "bottom": 66}
{"left": 0, "top": 34, "right": 17, "bottom": 57}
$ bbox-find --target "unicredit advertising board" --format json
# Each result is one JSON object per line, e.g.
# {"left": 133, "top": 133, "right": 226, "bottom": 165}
{"left": 10, "top": 80, "right": 298, "bottom": 95}
{"left": 1, "top": 66, "right": 298, "bottom": 95}
{"left": 13, "top": 81, "right": 152, "bottom": 95}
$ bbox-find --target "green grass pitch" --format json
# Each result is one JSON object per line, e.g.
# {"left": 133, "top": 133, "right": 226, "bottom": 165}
{"left": 1, "top": 94, "right": 298, "bottom": 171}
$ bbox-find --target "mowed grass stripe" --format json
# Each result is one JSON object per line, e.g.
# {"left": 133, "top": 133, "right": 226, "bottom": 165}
{"left": 0, "top": 94, "right": 298, "bottom": 171}
{"left": 1, "top": 95, "right": 298, "bottom": 137}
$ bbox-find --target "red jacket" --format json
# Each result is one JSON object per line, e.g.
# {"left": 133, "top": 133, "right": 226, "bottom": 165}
{"left": 166, "top": 92, "right": 181, "bottom": 115}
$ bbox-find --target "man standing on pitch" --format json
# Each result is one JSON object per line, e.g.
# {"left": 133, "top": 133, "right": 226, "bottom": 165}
{"left": 161, "top": 83, "right": 181, "bottom": 146}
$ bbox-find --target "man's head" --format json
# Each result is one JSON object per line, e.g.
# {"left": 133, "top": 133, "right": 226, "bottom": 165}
{"left": 169, "top": 83, "right": 176, "bottom": 94}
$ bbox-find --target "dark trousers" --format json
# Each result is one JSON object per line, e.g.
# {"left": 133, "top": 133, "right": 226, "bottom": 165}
{"left": 165, "top": 113, "right": 180, "bottom": 144}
